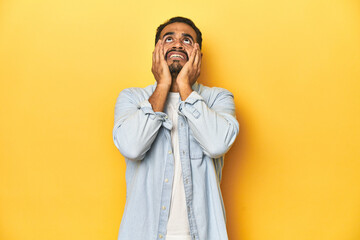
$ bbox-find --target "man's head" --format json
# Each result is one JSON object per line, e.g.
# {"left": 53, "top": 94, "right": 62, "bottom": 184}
{"left": 155, "top": 17, "right": 202, "bottom": 77}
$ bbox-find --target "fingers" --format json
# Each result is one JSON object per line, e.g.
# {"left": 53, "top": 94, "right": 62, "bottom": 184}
{"left": 181, "top": 43, "right": 201, "bottom": 73}
{"left": 152, "top": 40, "right": 160, "bottom": 65}
{"left": 196, "top": 44, "right": 202, "bottom": 74}
{"left": 193, "top": 43, "right": 200, "bottom": 66}
{"left": 152, "top": 43, "right": 156, "bottom": 64}
{"left": 160, "top": 40, "right": 166, "bottom": 63}
{"left": 155, "top": 40, "right": 161, "bottom": 64}
{"left": 190, "top": 43, "right": 201, "bottom": 67}
{"left": 188, "top": 45, "right": 196, "bottom": 65}
{"left": 152, "top": 40, "right": 163, "bottom": 77}
{"left": 192, "top": 43, "right": 201, "bottom": 77}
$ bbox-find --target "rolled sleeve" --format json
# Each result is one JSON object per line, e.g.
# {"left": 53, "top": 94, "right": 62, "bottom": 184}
{"left": 178, "top": 91, "right": 204, "bottom": 119}
{"left": 139, "top": 100, "right": 169, "bottom": 120}
{"left": 177, "top": 88, "right": 239, "bottom": 158}
{"left": 113, "top": 89, "right": 171, "bottom": 160}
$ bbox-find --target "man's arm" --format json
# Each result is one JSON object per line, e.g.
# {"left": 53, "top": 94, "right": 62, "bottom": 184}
{"left": 148, "top": 84, "right": 170, "bottom": 112}
{"left": 149, "top": 39, "right": 172, "bottom": 112}
{"left": 176, "top": 43, "right": 202, "bottom": 101}
{"left": 113, "top": 40, "right": 172, "bottom": 161}
{"left": 178, "top": 89, "right": 239, "bottom": 158}
{"left": 176, "top": 43, "right": 239, "bottom": 158}
{"left": 113, "top": 88, "right": 168, "bottom": 161}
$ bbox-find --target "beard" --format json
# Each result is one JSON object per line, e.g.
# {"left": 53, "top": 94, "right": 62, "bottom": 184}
{"left": 168, "top": 60, "right": 183, "bottom": 80}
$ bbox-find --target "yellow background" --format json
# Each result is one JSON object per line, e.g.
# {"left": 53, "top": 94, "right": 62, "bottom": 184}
{"left": 1, "top": 0, "right": 360, "bottom": 239}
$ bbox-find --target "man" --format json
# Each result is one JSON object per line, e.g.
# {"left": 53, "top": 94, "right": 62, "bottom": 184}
{"left": 113, "top": 16, "right": 239, "bottom": 240}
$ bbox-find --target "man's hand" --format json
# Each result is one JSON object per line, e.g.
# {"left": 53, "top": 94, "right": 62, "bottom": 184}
{"left": 176, "top": 43, "right": 202, "bottom": 100}
{"left": 151, "top": 40, "right": 172, "bottom": 88}
{"left": 176, "top": 43, "right": 202, "bottom": 88}
{"left": 149, "top": 40, "right": 171, "bottom": 112}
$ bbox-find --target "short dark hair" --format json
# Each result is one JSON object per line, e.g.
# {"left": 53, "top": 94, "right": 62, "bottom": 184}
{"left": 155, "top": 16, "right": 203, "bottom": 49}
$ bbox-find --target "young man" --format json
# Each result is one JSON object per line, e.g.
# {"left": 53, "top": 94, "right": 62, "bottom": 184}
{"left": 113, "top": 16, "right": 239, "bottom": 240}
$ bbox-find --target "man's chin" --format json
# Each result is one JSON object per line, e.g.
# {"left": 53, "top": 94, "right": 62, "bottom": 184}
{"left": 168, "top": 59, "right": 184, "bottom": 66}
{"left": 169, "top": 61, "right": 183, "bottom": 75}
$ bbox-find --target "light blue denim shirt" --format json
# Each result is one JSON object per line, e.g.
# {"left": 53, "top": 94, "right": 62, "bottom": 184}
{"left": 113, "top": 82, "right": 239, "bottom": 240}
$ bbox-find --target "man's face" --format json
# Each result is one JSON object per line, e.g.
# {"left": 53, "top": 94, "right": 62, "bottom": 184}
{"left": 159, "top": 22, "right": 198, "bottom": 74}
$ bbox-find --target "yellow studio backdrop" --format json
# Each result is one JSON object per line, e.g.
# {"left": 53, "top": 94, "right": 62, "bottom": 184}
{"left": 1, "top": 0, "right": 359, "bottom": 239}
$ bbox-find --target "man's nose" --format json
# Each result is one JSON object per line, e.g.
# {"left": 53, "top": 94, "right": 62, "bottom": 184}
{"left": 172, "top": 39, "right": 184, "bottom": 49}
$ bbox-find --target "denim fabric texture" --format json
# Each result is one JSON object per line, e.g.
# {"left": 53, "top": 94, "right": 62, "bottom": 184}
{"left": 113, "top": 82, "right": 239, "bottom": 240}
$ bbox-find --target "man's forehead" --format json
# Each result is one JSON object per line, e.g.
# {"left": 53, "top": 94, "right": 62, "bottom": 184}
{"left": 160, "top": 22, "right": 197, "bottom": 40}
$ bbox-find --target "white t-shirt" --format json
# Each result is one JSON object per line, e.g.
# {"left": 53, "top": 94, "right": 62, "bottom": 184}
{"left": 164, "top": 92, "right": 191, "bottom": 240}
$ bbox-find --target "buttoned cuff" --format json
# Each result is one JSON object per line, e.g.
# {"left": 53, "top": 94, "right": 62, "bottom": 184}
{"left": 139, "top": 100, "right": 172, "bottom": 129}
{"left": 178, "top": 91, "right": 204, "bottom": 119}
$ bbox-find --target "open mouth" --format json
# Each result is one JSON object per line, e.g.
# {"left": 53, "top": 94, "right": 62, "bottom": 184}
{"left": 166, "top": 50, "right": 188, "bottom": 61}
{"left": 170, "top": 54, "right": 185, "bottom": 59}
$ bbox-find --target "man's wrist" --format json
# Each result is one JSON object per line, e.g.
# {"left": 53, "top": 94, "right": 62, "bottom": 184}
{"left": 156, "top": 82, "right": 171, "bottom": 92}
{"left": 176, "top": 78, "right": 191, "bottom": 89}
{"left": 177, "top": 81, "right": 193, "bottom": 101}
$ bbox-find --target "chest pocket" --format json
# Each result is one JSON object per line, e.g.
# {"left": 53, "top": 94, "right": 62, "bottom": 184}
{"left": 189, "top": 134, "right": 204, "bottom": 160}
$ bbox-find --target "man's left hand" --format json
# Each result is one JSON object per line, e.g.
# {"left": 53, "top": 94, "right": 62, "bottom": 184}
{"left": 176, "top": 43, "right": 202, "bottom": 88}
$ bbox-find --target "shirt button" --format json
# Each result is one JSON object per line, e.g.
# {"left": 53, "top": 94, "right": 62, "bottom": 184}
{"left": 162, "top": 206, "right": 166, "bottom": 210}
{"left": 159, "top": 234, "right": 163, "bottom": 238}
{"left": 164, "top": 178, "right": 168, "bottom": 183}
{"left": 185, "top": 178, "right": 189, "bottom": 184}
{"left": 181, "top": 123, "right": 184, "bottom": 127}
{"left": 182, "top": 150, "right": 185, "bottom": 155}
{"left": 187, "top": 206, "right": 190, "bottom": 212}
{"left": 168, "top": 150, "right": 172, "bottom": 154}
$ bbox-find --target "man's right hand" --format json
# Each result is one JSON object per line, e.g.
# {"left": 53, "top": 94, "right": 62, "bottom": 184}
{"left": 151, "top": 40, "right": 172, "bottom": 87}
{"left": 148, "top": 40, "right": 172, "bottom": 112}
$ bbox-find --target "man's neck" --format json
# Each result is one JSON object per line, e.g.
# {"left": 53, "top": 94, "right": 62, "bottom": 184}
{"left": 170, "top": 74, "right": 179, "bottom": 92}
{"left": 170, "top": 84, "right": 179, "bottom": 92}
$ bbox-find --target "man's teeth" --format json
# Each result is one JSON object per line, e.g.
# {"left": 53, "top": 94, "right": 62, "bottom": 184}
{"left": 170, "top": 54, "right": 184, "bottom": 59}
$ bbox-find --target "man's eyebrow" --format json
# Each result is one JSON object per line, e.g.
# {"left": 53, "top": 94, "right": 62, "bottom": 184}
{"left": 162, "top": 32, "right": 195, "bottom": 42}
{"left": 162, "top": 32, "right": 174, "bottom": 38}
{"left": 182, "top": 33, "right": 194, "bottom": 42}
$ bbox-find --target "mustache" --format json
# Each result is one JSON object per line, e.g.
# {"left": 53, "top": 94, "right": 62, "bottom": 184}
{"left": 165, "top": 49, "right": 188, "bottom": 60}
